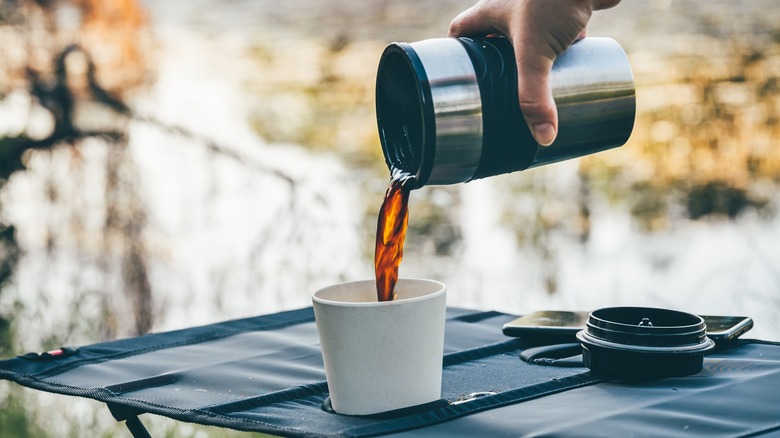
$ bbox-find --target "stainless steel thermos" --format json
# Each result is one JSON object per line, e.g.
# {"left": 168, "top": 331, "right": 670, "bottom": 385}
{"left": 375, "top": 36, "right": 635, "bottom": 189}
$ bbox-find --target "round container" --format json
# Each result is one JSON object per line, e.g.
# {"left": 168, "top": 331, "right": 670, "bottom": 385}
{"left": 375, "top": 36, "right": 635, "bottom": 189}
{"left": 576, "top": 307, "right": 715, "bottom": 378}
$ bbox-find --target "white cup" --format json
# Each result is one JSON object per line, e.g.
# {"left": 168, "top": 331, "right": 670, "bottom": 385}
{"left": 312, "top": 278, "right": 447, "bottom": 415}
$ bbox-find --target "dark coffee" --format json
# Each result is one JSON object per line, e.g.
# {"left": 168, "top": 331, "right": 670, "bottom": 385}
{"left": 374, "top": 171, "right": 413, "bottom": 301}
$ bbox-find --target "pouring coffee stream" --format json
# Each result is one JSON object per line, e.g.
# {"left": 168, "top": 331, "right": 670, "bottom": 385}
{"left": 374, "top": 169, "right": 414, "bottom": 302}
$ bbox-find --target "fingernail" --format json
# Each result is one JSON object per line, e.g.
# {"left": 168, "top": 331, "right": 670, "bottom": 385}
{"left": 532, "top": 123, "right": 556, "bottom": 146}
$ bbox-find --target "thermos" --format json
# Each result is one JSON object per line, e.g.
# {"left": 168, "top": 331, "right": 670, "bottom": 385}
{"left": 375, "top": 36, "right": 635, "bottom": 189}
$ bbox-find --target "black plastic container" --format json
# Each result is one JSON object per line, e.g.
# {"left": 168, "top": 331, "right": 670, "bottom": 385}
{"left": 576, "top": 307, "right": 715, "bottom": 379}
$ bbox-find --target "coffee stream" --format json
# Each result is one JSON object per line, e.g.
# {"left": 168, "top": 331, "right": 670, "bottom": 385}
{"left": 374, "top": 169, "right": 414, "bottom": 301}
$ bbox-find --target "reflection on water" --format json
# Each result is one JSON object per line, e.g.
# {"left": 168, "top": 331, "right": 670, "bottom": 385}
{"left": 1, "top": 0, "right": 780, "bottom": 435}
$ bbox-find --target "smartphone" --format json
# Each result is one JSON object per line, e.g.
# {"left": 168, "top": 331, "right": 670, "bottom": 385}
{"left": 502, "top": 310, "right": 753, "bottom": 342}
{"left": 502, "top": 310, "right": 588, "bottom": 341}
{"left": 701, "top": 315, "right": 754, "bottom": 341}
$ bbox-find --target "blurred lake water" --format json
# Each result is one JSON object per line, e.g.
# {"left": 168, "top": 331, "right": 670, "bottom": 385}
{"left": 1, "top": 0, "right": 780, "bottom": 435}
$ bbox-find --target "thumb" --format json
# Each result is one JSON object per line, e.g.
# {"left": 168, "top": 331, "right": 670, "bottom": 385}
{"left": 449, "top": 3, "right": 503, "bottom": 37}
{"left": 516, "top": 52, "right": 558, "bottom": 146}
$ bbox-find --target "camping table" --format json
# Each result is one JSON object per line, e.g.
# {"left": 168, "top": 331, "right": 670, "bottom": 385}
{"left": 1, "top": 307, "right": 779, "bottom": 437}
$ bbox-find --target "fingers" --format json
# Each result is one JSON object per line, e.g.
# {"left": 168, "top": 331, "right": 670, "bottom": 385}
{"left": 449, "top": 0, "right": 607, "bottom": 145}
{"left": 449, "top": 6, "right": 485, "bottom": 37}
{"left": 594, "top": 0, "right": 621, "bottom": 10}
{"left": 450, "top": 1, "right": 557, "bottom": 145}
{"left": 515, "top": 53, "right": 558, "bottom": 146}
{"left": 449, "top": 2, "right": 506, "bottom": 37}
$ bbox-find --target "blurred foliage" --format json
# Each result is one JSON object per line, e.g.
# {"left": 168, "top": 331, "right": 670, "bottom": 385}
{"left": 406, "top": 188, "right": 461, "bottom": 256}
{"left": 0, "top": 224, "right": 19, "bottom": 357}
{"left": 247, "top": 37, "right": 386, "bottom": 168}
{"left": 0, "top": 0, "right": 155, "bottom": 435}
{"left": 0, "top": 0, "right": 151, "bottom": 349}
{"left": 244, "top": 1, "right": 780, "bottom": 261}
{"left": 0, "top": 387, "right": 48, "bottom": 438}
{"left": 590, "top": 39, "right": 779, "bottom": 227}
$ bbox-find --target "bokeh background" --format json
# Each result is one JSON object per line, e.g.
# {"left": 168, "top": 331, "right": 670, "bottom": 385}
{"left": 1, "top": 0, "right": 779, "bottom": 435}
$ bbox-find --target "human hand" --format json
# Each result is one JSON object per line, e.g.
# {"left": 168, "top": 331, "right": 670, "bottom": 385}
{"left": 449, "top": 0, "right": 620, "bottom": 146}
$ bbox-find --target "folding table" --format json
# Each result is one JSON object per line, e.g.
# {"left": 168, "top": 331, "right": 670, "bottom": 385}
{"left": 2, "top": 307, "right": 779, "bottom": 437}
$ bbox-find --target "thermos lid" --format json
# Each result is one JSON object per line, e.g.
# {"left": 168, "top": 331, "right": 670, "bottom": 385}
{"left": 376, "top": 38, "right": 483, "bottom": 189}
{"left": 576, "top": 307, "right": 715, "bottom": 379}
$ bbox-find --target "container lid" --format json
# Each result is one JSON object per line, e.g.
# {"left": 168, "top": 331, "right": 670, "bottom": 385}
{"left": 576, "top": 307, "right": 715, "bottom": 378}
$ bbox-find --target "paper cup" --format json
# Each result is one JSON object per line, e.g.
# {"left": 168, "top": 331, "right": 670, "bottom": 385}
{"left": 312, "top": 278, "right": 447, "bottom": 415}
